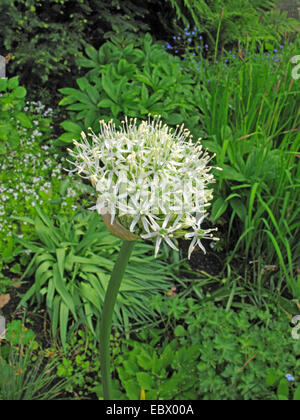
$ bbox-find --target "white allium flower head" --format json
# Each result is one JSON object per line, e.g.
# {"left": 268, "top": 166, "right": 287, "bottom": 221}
{"left": 67, "top": 115, "right": 219, "bottom": 258}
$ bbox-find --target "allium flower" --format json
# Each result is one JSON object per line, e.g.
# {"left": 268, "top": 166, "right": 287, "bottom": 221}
{"left": 67, "top": 115, "right": 219, "bottom": 258}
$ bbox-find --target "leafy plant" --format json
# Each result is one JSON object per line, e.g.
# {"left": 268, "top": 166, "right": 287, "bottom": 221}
{"left": 266, "top": 370, "right": 300, "bottom": 400}
{"left": 0, "top": 76, "right": 31, "bottom": 153}
{"left": 168, "top": 0, "right": 299, "bottom": 53}
{"left": 0, "top": 320, "right": 67, "bottom": 400}
{"left": 15, "top": 205, "right": 182, "bottom": 348}
{"left": 112, "top": 297, "right": 300, "bottom": 400}
{"left": 182, "top": 39, "right": 300, "bottom": 299}
{"left": 57, "top": 32, "right": 201, "bottom": 144}
{"left": 0, "top": 100, "right": 86, "bottom": 263}
{"left": 0, "top": 0, "right": 158, "bottom": 105}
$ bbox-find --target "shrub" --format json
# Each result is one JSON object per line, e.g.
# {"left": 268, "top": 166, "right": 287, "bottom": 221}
{"left": 58, "top": 33, "right": 202, "bottom": 144}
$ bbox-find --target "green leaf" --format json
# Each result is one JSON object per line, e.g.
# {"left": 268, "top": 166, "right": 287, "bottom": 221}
{"left": 211, "top": 197, "right": 228, "bottom": 221}
{"left": 59, "top": 300, "right": 69, "bottom": 349}
{"left": 167, "top": 113, "right": 184, "bottom": 125}
{"left": 86, "top": 86, "right": 100, "bottom": 104}
{"left": 221, "top": 165, "right": 246, "bottom": 182}
{"left": 10, "top": 263, "right": 21, "bottom": 274}
{"left": 136, "top": 372, "right": 156, "bottom": 390}
{"left": 229, "top": 197, "right": 247, "bottom": 221}
{"left": 265, "top": 369, "right": 280, "bottom": 386}
{"left": 0, "top": 78, "right": 8, "bottom": 91}
{"left": 123, "top": 379, "right": 140, "bottom": 400}
{"left": 15, "top": 112, "right": 32, "bottom": 129}
{"left": 76, "top": 77, "right": 90, "bottom": 91}
{"left": 97, "top": 98, "right": 114, "bottom": 108}
{"left": 293, "top": 385, "right": 300, "bottom": 401}
{"left": 13, "top": 86, "right": 26, "bottom": 98}
{"left": 56, "top": 248, "right": 66, "bottom": 279}
{"left": 60, "top": 121, "right": 82, "bottom": 134}
{"left": 53, "top": 264, "right": 77, "bottom": 320}
{"left": 277, "top": 378, "right": 289, "bottom": 400}
{"left": 174, "top": 325, "right": 186, "bottom": 337}
{"left": 85, "top": 44, "right": 98, "bottom": 62}
{"left": 137, "top": 349, "right": 153, "bottom": 371}
{"left": 101, "top": 71, "right": 117, "bottom": 102}
{"left": 59, "top": 88, "right": 91, "bottom": 104}
{"left": 59, "top": 132, "right": 77, "bottom": 143}
{"left": 7, "top": 76, "right": 19, "bottom": 90}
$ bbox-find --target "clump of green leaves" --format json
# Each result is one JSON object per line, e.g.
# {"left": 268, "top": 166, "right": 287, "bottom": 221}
{"left": 0, "top": 98, "right": 86, "bottom": 263}
{"left": 113, "top": 297, "right": 300, "bottom": 400}
{"left": 52, "top": 297, "right": 300, "bottom": 400}
{"left": 181, "top": 38, "right": 300, "bottom": 299}
{"left": 0, "top": 0, "right": 159, "bottom": 106}
{"left": 0, "top": 76, "right": 31, "bottom": 153}
{"left": 0, "top": 320, "right": 67, "bottom": 400}
{"left": 58, "top": 33, "right": 202, "bottom": 144}
{"left": 16, "top": 206, "right": 182, "bottom": 348}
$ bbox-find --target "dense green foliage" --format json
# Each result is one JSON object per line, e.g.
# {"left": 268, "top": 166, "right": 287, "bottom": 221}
{"left": 49, "top": 298, "right": 300, "bottom": 400}
{"left": 16, "top": 207, "right": 183, "bottom": 347}
{"left": 0, "top": 0, "right": 299, "bottom": 401}
{"left": 58, "top": 33, "right": 201, "bottom": 143}
{"left": 1, "top": 0, "right": 298, "bottom": 105}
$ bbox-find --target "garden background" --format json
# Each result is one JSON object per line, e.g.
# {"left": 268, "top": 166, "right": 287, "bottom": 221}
{"left": 0, "top": 0, "right": 300, "bottom": 400}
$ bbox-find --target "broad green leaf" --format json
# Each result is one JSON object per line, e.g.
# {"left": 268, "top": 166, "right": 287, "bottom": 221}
{"left": 174, "top": 325, "right": 186, "bottom": 337}
{"left": 76, "top": 77, "right": 90, "bottom": 91}
{"left": 86, "top": 86, "right": 100, "bottom": 104}
{"left": 7, "top": 76, "right": 19, "bottom": 90}
{"left": 59, "top": 132, "right": 76, "bottom": 143}
{"left": 98, "top": 98, "right": 115, "bottom": 108}
{"left": 293, "top": 385, "right": 300, "bottom": 401}
{"left": 221, "top": 165, "right": 246, "bottom": 182}
{"left": 229, "top": 197, "right": 247, "bottom": 221}
{"left": 277, "top": 378, "right": 289, "bottom": 400}
{"left": 136, "top": 372, "right": 156, "bottom": 390}
{"left": 59, "top": 300, "right": 69, "bottom": 349}
{"left": 53, "top": 264, "right": 77, "bottom": 320}
{"left": 0, "top": 78, "right": 8, "bottom": 91}
{"left": 59, "top": 88, "right": 91, "bottom": 104}
{"left": 15, "top": 111, "right": 32, "bottom": 128}
{"left": 85, "top": 44, "right": 98, "bottom": 62}
{"left": 211, "top": 197, "right": 228, "bottom": 221}
{"left": 101, "top": 71, "right": 117, "bottom": 102}
{"left": 56, "top": 248, "right": 66, "bottom": 279}
{"left": 60, "top": 120, "right": 82, "bottom": 134}
{"left": 13, "top": 86, "right": 26, "bottom": 98}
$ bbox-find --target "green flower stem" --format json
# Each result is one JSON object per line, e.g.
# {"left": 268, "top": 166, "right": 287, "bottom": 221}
{"left": 99, "top": 240, "right": 136, "bottom": 400}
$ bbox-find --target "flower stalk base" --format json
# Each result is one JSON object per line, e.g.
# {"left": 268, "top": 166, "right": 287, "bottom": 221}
{"left": 99, "top": 240, "right": 136, "bottom": 400}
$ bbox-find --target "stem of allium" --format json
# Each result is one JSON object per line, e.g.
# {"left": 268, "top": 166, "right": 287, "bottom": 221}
{"left": 99, "top": 240, "right": 136, "bottom": 400}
